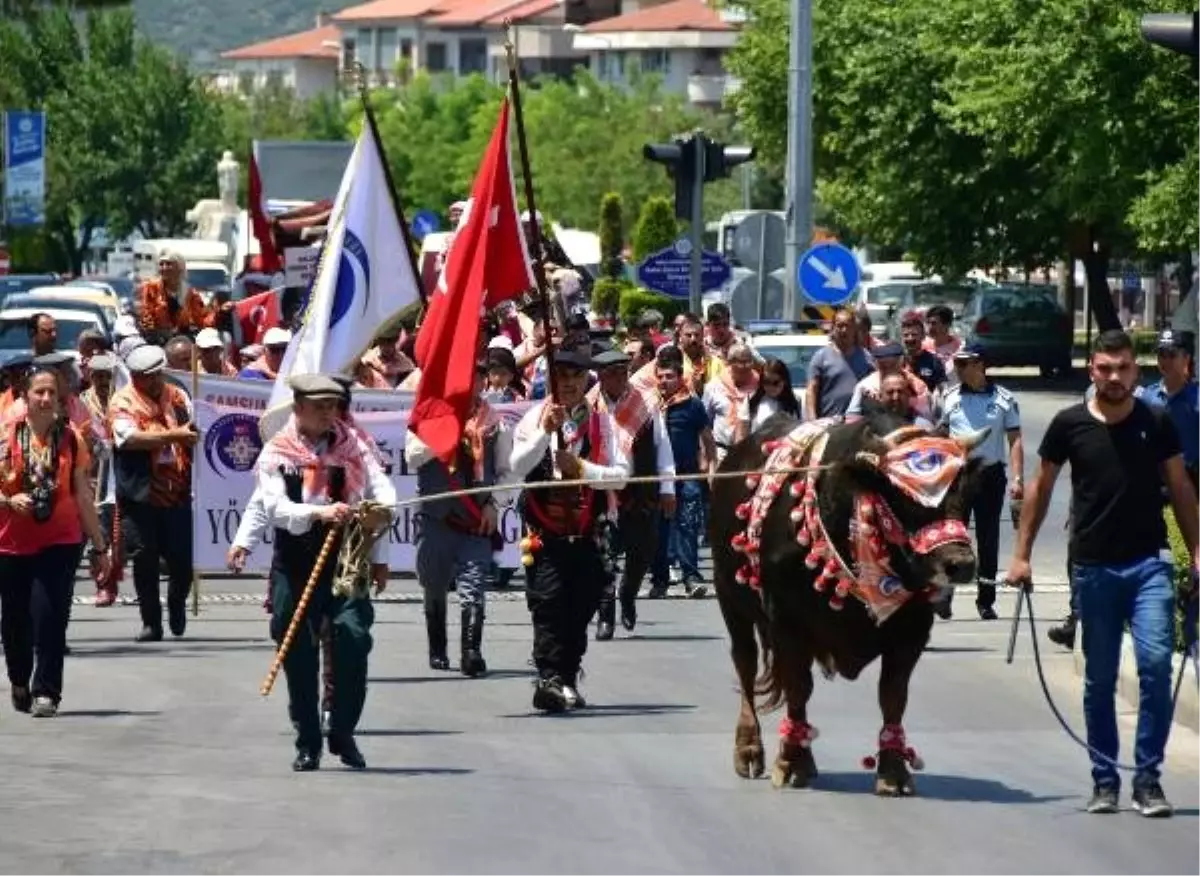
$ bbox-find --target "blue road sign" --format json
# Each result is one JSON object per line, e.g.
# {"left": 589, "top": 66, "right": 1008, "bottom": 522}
{"left": 411, "top": 209, "right": 441, "bottom": 240}
{"left": 797, "top": 242, "right": 861, "bottom": 306}
{"left": 1122, "top": 269, "right": 1140, "bottom": 291}
{"left": 637, "top": 239, "right": 732, "bottom": 299}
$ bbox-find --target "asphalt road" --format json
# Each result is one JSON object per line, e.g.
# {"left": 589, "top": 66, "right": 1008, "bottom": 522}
{"left": 3, "top": 374, "right": 1195, "bottom": 874}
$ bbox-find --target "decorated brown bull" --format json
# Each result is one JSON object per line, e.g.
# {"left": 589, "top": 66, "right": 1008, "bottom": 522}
{"left": 712, "top": 410, "right": 987, "bottom": 796}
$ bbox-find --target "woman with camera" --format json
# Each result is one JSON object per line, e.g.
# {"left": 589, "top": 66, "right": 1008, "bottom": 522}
{"left": 0, "top": 364, "right": 111, "bottom": 718}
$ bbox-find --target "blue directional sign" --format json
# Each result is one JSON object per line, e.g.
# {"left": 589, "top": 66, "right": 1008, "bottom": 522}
{"left": 411, "top": 209, "right": 441, "bottom": 240}
{"left": 637, "top": 239, "right": 732, "bottom": 299}
{"left": 797, "top": 242, "right": 861, "bottom": 306}
{"left": 1122, "top": 269, "right": 1140, "bottom": 291}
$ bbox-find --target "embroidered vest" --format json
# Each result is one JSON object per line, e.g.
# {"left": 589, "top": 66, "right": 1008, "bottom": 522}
{"left": 620, "top": 417, "right": 659, "bottom": 509}
{"left": 520, "top": 414, "right": 606, "bottom": 538}
{"left": 270, "top": 466, "right": 346, "bottom": 588}
{"left": 416, "top": 432, "right": 498, "bottom": 525}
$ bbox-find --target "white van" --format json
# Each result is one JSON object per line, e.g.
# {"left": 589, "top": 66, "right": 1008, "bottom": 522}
{"left": 134, "top": 239, "right": 230, "bottom": 280}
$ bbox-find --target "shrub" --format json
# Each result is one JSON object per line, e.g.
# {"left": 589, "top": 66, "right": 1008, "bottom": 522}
{"left": 598, "top": 192, "right": 624, "bottom": 280}
{"left": 632, "top": 196, "right": 679, "bottom": 263}
{"left": 590, "top": 277, "right": 628, "bottom": 317}
{"left": 1165, "top": 509, "right": 1196, "bottom": 654}
{"left": 617, "top": 286, "right": 687, "bottom": 327}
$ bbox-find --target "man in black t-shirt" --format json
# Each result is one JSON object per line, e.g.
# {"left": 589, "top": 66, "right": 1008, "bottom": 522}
{"left": 1005, "top": 330, "right": 1198, "bottom": 818}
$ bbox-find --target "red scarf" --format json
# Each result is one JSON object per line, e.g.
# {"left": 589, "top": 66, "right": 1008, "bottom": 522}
{"left": 256, "top": 417, "right": 368, "bottom": 503}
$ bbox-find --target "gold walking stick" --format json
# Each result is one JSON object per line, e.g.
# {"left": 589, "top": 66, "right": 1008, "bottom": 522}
{"left": 260, "top": 525, "right": 342, "bottom": 698}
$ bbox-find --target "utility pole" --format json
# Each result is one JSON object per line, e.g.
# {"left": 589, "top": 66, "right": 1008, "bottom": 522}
{"left": 782, "top": 0, "right": 813, "bottom": 321}
{"left": 688, "top": 133, "right": 706, "bottom": 316}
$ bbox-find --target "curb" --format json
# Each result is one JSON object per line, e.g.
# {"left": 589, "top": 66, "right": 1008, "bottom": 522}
{"left": 1071, "top": 636, "right": 1198, "bottom": 733}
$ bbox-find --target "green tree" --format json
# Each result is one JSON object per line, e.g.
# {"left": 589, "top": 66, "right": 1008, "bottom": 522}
{"left": 632, "top": 196, "right": 678, "bottom": 262}
{"left": 0, "top": 6, "right": 227, "bottom": 269}
{"left": 2, "top": 0, "right": 128, "bottom": 16}
{"left": 598, "top": 191, "right": 624, "bottom": 279}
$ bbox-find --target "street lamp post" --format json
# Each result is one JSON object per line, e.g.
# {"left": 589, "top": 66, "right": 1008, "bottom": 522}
{"left": 782, "top": 0, "right": 813, "bottom": 321}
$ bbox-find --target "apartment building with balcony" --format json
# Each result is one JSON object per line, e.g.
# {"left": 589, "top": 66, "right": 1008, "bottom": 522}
{"left": 216, "top": 0, "right": 739, "bottom": 106}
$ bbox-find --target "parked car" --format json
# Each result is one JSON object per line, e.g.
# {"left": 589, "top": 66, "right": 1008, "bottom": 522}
{"left": 874, "top": 282, "right": 977, "bottom": 340}
{"left": 68, "top": 275, "right": 136, "bottom": 313}
{"left": 0, "top": 308, "right": 108, "bottom": 356}
{"left": 958, "top": 284, "right": 1073, "bottom": 377}
{"left": 5, "top": 291, "right": 117, "bottom": 334}
{"left": 0, "top": 273, "right": 59, "bottom": 305}
{"left": 748, "top": 325, "right": 829, "bottom": 418}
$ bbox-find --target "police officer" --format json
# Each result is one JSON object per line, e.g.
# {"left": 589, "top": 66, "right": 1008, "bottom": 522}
{"left": 1144, "top": 329, "right": 1199, "bottom": 490}
{"left": 587, "top": 344, "right": 676, "bottom": 638}
{"left": 509, "top": 347, "right": 631, "bottom": 711}
{"left": 256, "top": 374, "right": 396, "bottom": 771}
{"left": 406, "top": 359, "right": 515, "bottom": 676}
{"left": 934, "top": 342, "right": 1024, "bottom": 620}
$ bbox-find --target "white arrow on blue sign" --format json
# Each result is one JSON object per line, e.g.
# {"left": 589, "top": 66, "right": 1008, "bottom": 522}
{"left": 797, "top": 242, "right": 861, "bottom": 306}
{"left": 637, "top": 239, "right": 732, "bottom": 299}
{"left": 410, "top": 209, "right": 441, "bottom": 240}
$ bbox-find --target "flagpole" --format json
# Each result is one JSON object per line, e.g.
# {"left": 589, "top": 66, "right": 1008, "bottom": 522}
{"left": 503, "top": 23, "right": 560, "bottom": 406}
{"left": 348, "top": 61, "right": 427, "bottom": 309}
{"left": 189, "top": 344, "right": 201, "bottom": 617}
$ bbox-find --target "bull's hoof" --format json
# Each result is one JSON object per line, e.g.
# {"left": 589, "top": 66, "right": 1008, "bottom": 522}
{"left": 874, "top": 749, "right": 915, "bottom": 797}
{"left": 734, "top": 743, "right": 765, "bottom": 779}
{"left": 769, "top": 744, "right": 818, "bottom": 789}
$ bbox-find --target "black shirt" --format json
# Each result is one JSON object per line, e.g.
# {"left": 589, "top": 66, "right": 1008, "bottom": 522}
{"left": 907, "top": 349, "right": 947, "bottom": 393}
{"left": 1039, "top": 400, "right": 1182, "bottom": 565}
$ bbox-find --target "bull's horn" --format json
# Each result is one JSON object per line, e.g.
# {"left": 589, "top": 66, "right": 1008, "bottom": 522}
{"left": 955, "top": 427, "right": 991, "bottom": 453}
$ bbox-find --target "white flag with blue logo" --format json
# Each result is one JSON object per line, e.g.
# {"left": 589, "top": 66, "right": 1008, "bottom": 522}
{"left": 261, "top": 123, "right": 420, "bottom": 438}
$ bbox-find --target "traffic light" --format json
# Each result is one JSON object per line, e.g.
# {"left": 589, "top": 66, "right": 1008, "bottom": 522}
{"left": 644, "top": 137, "right": 697, "bottom": 220}
{"left": 704, "top": 141, "right": 756, "bottom": 182}
{"left": 1141, "top": 11, "right": 1198, "bottom": 73}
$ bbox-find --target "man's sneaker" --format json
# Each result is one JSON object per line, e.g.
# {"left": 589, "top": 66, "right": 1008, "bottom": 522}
{"left": 684, "top": 578, "right": 709, "bottom": 599}
{"left": 30, "top": 696, "right": 58, "bottom": 718}
{"left": 1132, "top": 782, "right": 1173, "bottom": 818}
{"left": 1086, "top": 785, "right": 1120, "bottom": 814}
{"left": 532, "top": 677, "right": 568, "bottom": 713}
{"left": 977, "top": 605, "right": 998, "bottom": 621}
{"left": 562, "top": 683, "right": 587, "bottom": 710}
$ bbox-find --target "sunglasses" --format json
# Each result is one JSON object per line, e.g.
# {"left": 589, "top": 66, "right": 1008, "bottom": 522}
{"left": 762, "top": 378, "right": 783, "bottom": 388}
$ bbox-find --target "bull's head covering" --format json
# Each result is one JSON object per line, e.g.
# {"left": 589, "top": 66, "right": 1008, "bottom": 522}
{"left": 872, "top": 426, "right": 988, "bottom": 509}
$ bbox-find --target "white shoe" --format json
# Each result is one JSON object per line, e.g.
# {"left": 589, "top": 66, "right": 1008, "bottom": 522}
{"left": 31, "top": 696, "right": 57, "bottom": 718}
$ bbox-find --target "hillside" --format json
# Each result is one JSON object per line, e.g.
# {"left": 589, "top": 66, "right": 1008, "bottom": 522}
{"left": 132, "top": 0, "right": 359, "bottom": 66}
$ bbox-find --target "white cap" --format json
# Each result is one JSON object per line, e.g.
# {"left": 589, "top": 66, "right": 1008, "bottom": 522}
{"left": 117, "top": 336, "right": 147, "bottom": 360}
{"left": 126, "top": 345, "right": 167, "bottom": 375}
{"left": 113, "top": 315, "right": 139, "bottom": 339}
{"left": 263, "top": 327, "right": 292, "bottom": 347}
{"left": 487, "top": 334, "right": 514, "bottom": 351}
{"left": 195, "top": 328, "right": 224, "bottom": 350}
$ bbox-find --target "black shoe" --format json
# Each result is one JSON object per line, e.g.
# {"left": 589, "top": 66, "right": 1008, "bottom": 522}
{"left": 168, "top": 599, "right": 186, "bottom": 637}
{"left": 685, "top": 578, "right": 709, "bottom": 599}
{"left": 619, "top": 587, "right": 637, "bottom": 631}
{"left": 11, "top": 685, "right": 31, "bottom": 714}
{"left": 425, "top": 603, "right": 450, "bottom": 671}
{"left": 1047, "top": 615, "right": 1077, "bottom": 650}
{"left": 532, "top": 677, "right": 568, "bottom": 713}
{"left": 460, "top": 605, "right": 487, "bottom": 678}
{"left": 933, "top": 599, "right": 952, "bottom": 620}
{"left": 327, "top": 735, "right": 366, "bottom": 770}
{"left": 135, "top": 626, "right": 163, "bottom": 643}
{"left": 1086, "top": 785, "right": 1120, "bottom": 814}
{"left": 1132, "top": 782, "right": 1173, "bottom": 818}
{"left": 292, "top": 750, "right": 320, "bottom": 772}
{"left": 977, "top": 605, "right": 998, "bottom": 621}
{"left": 647, "top": 583, "right": 668, "bottom": 600}
{"left": 596, "top": 593, "right": 615, "bottom": 641}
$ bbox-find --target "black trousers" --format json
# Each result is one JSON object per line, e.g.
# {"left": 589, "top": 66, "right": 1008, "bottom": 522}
{"left": 966, "top": 462, "right": 1007, "bottom": 608}
{"left": 121, "top": 501, "right": 192, "bottom": 632}
{"left": 606, "top": 505, "right": 659, "bottom": 601}
{"left": 525, "top": 536, "right": 606, "bottom": 686}
{"left": 0, "top": 544, "right": 78, "bottom": 703}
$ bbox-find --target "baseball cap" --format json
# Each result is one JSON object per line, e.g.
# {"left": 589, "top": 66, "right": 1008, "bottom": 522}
{"left": 1156, "top": 329, "right": 1187, "bottom": 353}
{"left": 873, "top": 341, "right": 904, "bottom": 359}
{"left": 953, "top": 341, "right": 986, "bottom": 360}
{"left": 263, "top": 327, "right": 292, "bottom": 348}
{"left": 195, "top": 328, "right": 224, "bottom": 350}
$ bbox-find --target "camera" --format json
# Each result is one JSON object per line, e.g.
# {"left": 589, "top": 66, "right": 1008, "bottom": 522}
{"left": 29, "top": 482, "right": 55, "bottom": 523}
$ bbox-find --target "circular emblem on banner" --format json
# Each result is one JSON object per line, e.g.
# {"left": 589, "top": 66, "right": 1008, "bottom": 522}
{"left": 878, "top": 575, "right": 904, "bottom": 597}
{"left": 904, "top": 448, "right": 944, "bottom": 475}
{"left": 331, "top": 229, "right": 371, "bottom": 329}
{"left": 203, "top": 413, "right": 263, "bottom": 479}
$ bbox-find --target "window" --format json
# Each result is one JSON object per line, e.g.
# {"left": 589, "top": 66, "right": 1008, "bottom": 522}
{"left": 343, "top": 37, "right": 357, "bottom": 68}
{"left": 237, "top": 71, "right": 255, "bottom": 94}
{"left": 644, "top": 50, "right": 671, "bottom": 74}
{"left": 400, "top": 38, "right": 412, "bottom": 65}
{"left": 426, "top": 41, "right": 447, "bottom": 72}
{"left": 377, "top": 29, "right": 397, "bottom": 69}
{"left": 459, "top": 38, "right": 487, "bottom": 75}
{"left": 266, "top": 69, "right": 285, "bottom": 90}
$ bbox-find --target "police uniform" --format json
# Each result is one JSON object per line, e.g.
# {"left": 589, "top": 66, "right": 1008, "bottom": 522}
{"left": 588, "top": 346, "right": 676, "bottom": 639}
{"left": 406, "top": 367, "right": 515, "bottom": 677}
{"left": 257, "top": 374, "right": 396, "bottom": 771}
{"left": 935, "top": 347, "right": 1021, "bottom": 616}
{"left": 509, "top": 348, "right": 631, "bottom": 711}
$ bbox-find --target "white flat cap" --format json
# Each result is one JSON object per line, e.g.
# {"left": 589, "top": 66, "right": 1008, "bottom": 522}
{"left": 113, "top": 315, "right": 139, "bottom": 339}
{"left": 126, "top": 345, "right": 167, "bottom": 375}
{"left": 117, "top": 336, "right": 147, "bottom": 360}
{"left": 263, "top": 327, "right": 292, "bottom": 347}
{"left": 195, "top": 328, "right": 224, "bottom": 350}
{"left": 88, "top": 354, "right": 116, "bottom": 372}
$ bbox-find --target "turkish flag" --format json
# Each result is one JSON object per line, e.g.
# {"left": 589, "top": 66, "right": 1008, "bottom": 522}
{"left": 249, "top": 143, "right": 282, "bottom": 274}
{"left": 410, "top": 97, "right": 535, "bottom": 462}
{"left": 233, "top": 289, "right": 281, "bottom": 345}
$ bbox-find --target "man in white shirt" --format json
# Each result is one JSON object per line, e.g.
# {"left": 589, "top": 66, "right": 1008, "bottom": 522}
{"left": 508, "top": 347, "right": 631, "bottom": 712}
{"left": 256, "top": 373, "right": 396, "bottom": 772}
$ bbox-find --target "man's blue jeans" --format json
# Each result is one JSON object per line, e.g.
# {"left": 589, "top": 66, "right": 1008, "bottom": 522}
{"left": 653, "top": 480, "right": 703, "bottom": 583}
{"left": 1074, "top": 555, "right": 1175, "bottom": 790}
